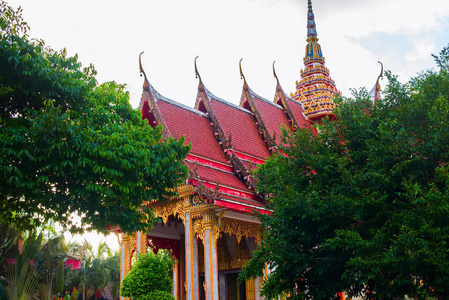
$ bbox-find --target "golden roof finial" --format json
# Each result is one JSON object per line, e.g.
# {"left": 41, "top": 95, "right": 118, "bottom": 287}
{"left": 239, "top": 58, "right": 249, "bottom": 91}
{"left": 194, "top": 56, "right": 201, "bottom": 80}
{"left": 377, "top": 61, "right": 384, "bottom": 82}
{"left": 273, "top": 61, "right": 282, "bottom": 92}
{"left": 194, "top": 56, "right": 205, "bottom": 92}
{"left": 372, "top": 61, "right": 384, "bottom": 105}
{"left": 139, "top": 51, "right": 149, "bottom": 92}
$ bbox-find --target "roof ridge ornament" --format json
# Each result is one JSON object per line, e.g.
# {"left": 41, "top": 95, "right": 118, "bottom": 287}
{"left": 272, "top": 61, "right": 282, "bottom": 92}
{"left": 239, "top": 58, "right": 249, "bottom": 91}
{"left": 377, "top": 61, "right": 384, "bottom": 82}
{"left": 371, "top": 61, "right": 384, "bottom": 105}
{"left": 194, "top": 56, "right": 205, "bottom": 92}
{"left": 139, "top": 51, "right": 150, "bottom": 92}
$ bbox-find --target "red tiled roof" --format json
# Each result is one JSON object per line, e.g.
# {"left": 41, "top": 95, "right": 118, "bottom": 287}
{"left": 185, "top": 161, "right": 250, "bottom": 193}
{"left": 241, "top": 160, "right": 260, "bottom": 171}
{"left": 252, "top": 94, "right": 290, "bottom": 145}
{"left": 217, "top": 194, "right": 265, "bottom": 209}
{"left": 209, "top": 98, "right": 270, "bottom": 161}
{"left": 287, "top": 98, "right": 317, "bottom": 134}
{"left": 157, "top": 98, "right": 229, "bottom": 165}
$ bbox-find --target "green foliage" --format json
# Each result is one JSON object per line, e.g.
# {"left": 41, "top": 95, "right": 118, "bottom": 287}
{"left": 120, "top": 250, "right": 173, "bottom": 298}
{"left": 80, "top": 258, "right": 110, "bottom": 299}
{"left": 0, "top": 223, "right": 67, "bottom": 300}
{"left": 242, "top": 46, "right": 449, "bottom": 299}
{"left": 101, "top": 252, "right": 120, "bottom": 299}
{"left": 0, "top": 1, "right": 190, "bottom": 233}
{"left": 63, "top": 240, "right": 120, "bottom": 300}
{"left": 432, "top": 43, "right": 449, "bottom": 72}
{"left": 136, "top": 291, "right": 175, "bottom": 300}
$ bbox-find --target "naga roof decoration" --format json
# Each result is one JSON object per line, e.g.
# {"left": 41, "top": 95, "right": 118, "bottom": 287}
{"left": 239, "top": 59, "right": 287, "bottom": 152}
{"left": 291, "top": 0, "right": 340, "bottom": 121}
{"left": 369, "top": 61, "right": 383, "bottom": 105}
{"left": 272, "top": 61, "right": 316, "bottom": 135}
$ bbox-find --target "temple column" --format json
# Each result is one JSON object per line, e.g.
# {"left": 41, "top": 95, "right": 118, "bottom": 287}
{"left": 173, "top": 261, "right": 180, "bottom": 299}
{"left": 184, "top": 196, "right": 199, "bottom": 300}
{"left": 120, "top": 235, "right": 130, "bottom": 300}
{"left": 180, "top": 235, "right": 186, "bottom": 300}
{"left": 254, "top": 276, "right": 262, "bottom": 300}
{"left": 136, "top": 231, "right": 146, "bottom": 259}
{"left": 246, "top": 278, "right": 256, "bottom": 300}
{"left": 202, "top": 210, "right": 219, "bottom": 300}
{"left": 218, "top": 273, "right": 227, "bottom": 300}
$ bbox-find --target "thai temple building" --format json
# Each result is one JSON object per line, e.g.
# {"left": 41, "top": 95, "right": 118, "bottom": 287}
{"left": 115, "top": 1, "right": 340, "bottom": 299}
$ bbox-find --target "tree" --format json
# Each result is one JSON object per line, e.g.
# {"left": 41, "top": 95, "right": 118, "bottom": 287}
{"left": 1, "top": 227, "right": 68, "bottom": 300}
{"left": 63, "top": 240, "right": 120, "bottom": 300}
{"left": 81, "top": 258, "right": 110, "bottom": 300}
{"left": 120, "top": 250, "right": 174, "bottom": 300}
{"left": 241, "top": 46, "right": 449, "bottom": 299}
{"left": 101, "top": 253, "right": 120, "bottom": 300}
{"left": 0, "top": 1, "right": 190, "bottom": 233}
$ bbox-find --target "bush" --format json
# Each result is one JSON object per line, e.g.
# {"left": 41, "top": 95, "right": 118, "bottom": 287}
{"left": 136, "top": 291, "right": 175, "bottom": 300}
{"left": 120, "top": 250, "right": 173, "bottom": 298}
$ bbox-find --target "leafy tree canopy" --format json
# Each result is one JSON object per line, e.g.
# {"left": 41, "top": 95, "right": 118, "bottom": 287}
{"left": 0, "top": 1, "right": 190, "bottom": 233}
{"left": 242, "top": 45, "right": 449, "bottom": 299}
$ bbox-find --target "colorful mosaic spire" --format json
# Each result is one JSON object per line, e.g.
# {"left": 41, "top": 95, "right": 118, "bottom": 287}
{"left": 291, "top": 0, "right": 340, "bottom": 121}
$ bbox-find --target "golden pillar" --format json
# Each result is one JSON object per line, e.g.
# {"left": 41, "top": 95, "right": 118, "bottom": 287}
{"left": 184, "top": 195, "right": 199, "bottom": 300}
{"left": 201, "top": 209, "right": 219, "bottom": 300}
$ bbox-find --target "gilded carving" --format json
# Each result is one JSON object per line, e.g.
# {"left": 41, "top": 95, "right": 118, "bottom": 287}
{"left": 129, "top": 234, "right": 137, "bottom": 253}
{"left": 246, "top": 278, "right": 256, "bottom": 300}
{"left": 194, "top": 181, "right": 218, "bottom": 203}
{"left": 217, "top": 236, "right": 231, "bottom": 271}
{"left": 230, "top": 237, "right": 251, "bottom": 269}
{"left": 176, "top": 184, "right": 194, "bottom": 198}
{"left": 193, "top": 215, "right": 261, "bottom": 246}
{"left": 220, "top": 218, "right": 261, "bottom": 245}
{"left": 192, "top": 195, "right": 202, "bottom": 205}
{"left": 120, "top": 235, "right": 130, "bottom": 245}
{"left": 198, "top": 239, "right": 204, "bottom": 273}
{"left": 128, "top": 234, "right": 137, "bottom": 270}
{"left": 193, "top": 218, "right": 205, "bottom": 242}
{"left": 151, "top": 199, "right": 185, "bottom": 225}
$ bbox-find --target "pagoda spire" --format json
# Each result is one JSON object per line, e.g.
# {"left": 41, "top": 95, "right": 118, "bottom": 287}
{"left": 290, "top": 0, "right": 340, "bottom": 122}
{"left": 307, "top": 0, "right": 318, "bottom": 41}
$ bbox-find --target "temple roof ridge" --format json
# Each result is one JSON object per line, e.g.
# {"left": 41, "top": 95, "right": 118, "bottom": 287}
{"left": 157, "top": 94, "right": 208, "bottom": 118}
{"left": 249, "top": 87, "right": 283, "bottom": 109}
{"left": 194, "top": 57, "right": 251, "bottom": 114}
{"left": 239, "top": 59, "right": 283, "bottom": 109}
{"left": 205, "top": 88, "right": 251, "bottom": 114}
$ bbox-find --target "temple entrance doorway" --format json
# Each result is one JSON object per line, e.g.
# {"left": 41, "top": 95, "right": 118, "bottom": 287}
{"left": 224, "top": 272, "right": 247, "bottom": 300}
{"left": 199, "top": 271, "right": 247, "bottom": 300}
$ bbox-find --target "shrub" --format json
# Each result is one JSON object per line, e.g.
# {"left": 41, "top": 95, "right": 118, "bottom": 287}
{"left": 136, "top": 291, "right": 175, "bottom": 300}
{"left": 120, "top": 250, "right": 173, "bottom": 298}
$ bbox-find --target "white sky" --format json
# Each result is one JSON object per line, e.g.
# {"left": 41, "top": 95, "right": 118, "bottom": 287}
{"left": 7, "top": 0, "right": 449, "bottom": 249}
{"left": 8, "top": 0, "right": 449, "bottom": 109}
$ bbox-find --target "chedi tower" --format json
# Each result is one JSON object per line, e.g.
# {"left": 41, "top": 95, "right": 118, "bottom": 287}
{"left": 291, "top": 0, "right": 340, "bottom": 122}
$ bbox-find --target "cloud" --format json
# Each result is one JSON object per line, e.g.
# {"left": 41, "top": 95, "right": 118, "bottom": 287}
{"left": 405, "top": 40, "right": 436, "bottom": 62}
